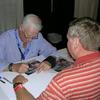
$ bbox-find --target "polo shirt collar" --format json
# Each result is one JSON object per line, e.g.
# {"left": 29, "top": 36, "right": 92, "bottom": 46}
{"left": 75, "top": 52, "right": 100, "bottom": 65}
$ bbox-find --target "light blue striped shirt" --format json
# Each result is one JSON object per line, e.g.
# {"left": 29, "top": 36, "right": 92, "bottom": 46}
{"left": 0, "top": 29, "right": 57, "bottom": 70}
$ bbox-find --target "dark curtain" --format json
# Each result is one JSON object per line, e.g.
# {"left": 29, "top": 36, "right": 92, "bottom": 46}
{"left": 97, "top": 0, "right": 100, "bottom": 23}
{"left": 24, "top": 0, "right": 74, "bottom": 49}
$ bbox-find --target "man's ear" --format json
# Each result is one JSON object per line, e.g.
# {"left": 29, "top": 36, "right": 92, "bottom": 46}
{"left": 19, "top": 25, "right": 24, "bottom": 32}
{"left": 73, "top": 37, "right": 80, "bottom": 49}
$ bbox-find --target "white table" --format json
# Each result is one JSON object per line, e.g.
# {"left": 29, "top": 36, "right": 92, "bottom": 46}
{"left": 0, "top": 48, "right": 73, "bottom": 100}
{"left": 0, "top": 87, "right": 9, "bottom": 100}
{"left": 0, "top": 69, "right": 58, "bottom": 100}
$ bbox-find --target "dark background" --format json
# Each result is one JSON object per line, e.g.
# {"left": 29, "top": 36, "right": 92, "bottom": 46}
{"left": 24, "top": 0, "right": 74, "bottom": 49}
{"left": 24, "top": 0, "right": 100, "bottom": 50}
{"left": 97, "top": 0, "right": 100, "bottom": 23}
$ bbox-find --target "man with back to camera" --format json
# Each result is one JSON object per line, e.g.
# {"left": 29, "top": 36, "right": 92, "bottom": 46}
{"left": 13, "top": 17, "right": 100, "bottom": 99}
{"left": 0, "top": 14, "right": 57, "bottom": 73}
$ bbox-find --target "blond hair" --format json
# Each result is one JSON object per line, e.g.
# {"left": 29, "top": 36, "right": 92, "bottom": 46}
{"left": 68, "top": 17, "right": 100, "bottom": 50}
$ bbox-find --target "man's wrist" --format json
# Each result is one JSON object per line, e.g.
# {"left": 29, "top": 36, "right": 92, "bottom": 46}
{"left": 44, "top": 61, "right": 52, "bottom": 66}
{"left": 13, "top": 82, "right": 23, "bottom": 88}
{"left": 13, "top": 83, "right": 24, "bottom": 92}
{"left": 8, "top": 63, "right": 13, "bottom": 71}
{"left": 44, "top": 56, "right": 56, "bottom": 68}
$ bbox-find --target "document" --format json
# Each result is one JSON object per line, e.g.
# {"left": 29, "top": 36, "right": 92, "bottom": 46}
{"left": 0, "top": 69, "right": 58, "bottom": 100}
{"left": 15, "top": 55, "right": 46, "bottom": 64}
{"left": 2, "top": 55, "right": 46, "bottom": 72}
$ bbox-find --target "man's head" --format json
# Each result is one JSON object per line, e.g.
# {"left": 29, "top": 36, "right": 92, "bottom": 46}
{"left": 19, "top": 14, "right": 42, "bottom": 43}
{"left": 67, "top": 17, "right": 100, "bottom": 59}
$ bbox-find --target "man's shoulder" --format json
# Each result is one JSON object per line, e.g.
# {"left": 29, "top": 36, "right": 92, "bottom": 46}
{"left": 36, "top": 32, "right": 46, "bottom": 41}
{"left": 0, "top": 29, "right": 16, "bottom": 40}
{"left": 5, "top": 29, "right": 16, "bottom": 35}
{"left": 0, "top": 29, "right": 16, "bottom": 36}
{"left": 53, "top": 66, "right": 75, "bottom": 80}
{"left": 38, "top": 32, "right": 43, "bottom": 37}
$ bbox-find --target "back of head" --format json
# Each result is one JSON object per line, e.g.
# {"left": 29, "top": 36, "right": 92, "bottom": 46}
{"left": 22, "top": 14, "right": 42, "bottom": 31}
{"left": 68, "top": 17, "right": 100, "bottom": 51}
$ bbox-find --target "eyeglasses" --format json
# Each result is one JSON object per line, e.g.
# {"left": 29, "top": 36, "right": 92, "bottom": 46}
{"left": 25, "top": 32, "right": 38, "bottom": 39}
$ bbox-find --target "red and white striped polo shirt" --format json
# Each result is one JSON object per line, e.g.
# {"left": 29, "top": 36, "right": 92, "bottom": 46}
{"left": 37, "top": 52, "right": 100, "bottom": 100}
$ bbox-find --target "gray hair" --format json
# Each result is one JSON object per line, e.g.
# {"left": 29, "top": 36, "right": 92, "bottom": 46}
{"left": 68, "top": 17, "right": 100, "bottom": 50}
{"left": 22, "top": 14, "right": 42, "bottom": 31}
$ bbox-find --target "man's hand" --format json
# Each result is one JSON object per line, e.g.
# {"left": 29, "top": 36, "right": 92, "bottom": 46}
{"left": 12, "top": 63, "right": 29, "bottom": 73}
{"left": 36, "top": 61, "right": 51, "bottom": 72}
{"left": 13, "top": 75, "right": 35, "bottom": 100}
{"left": 13, "top": 75, "right": 28, "bottom": 84}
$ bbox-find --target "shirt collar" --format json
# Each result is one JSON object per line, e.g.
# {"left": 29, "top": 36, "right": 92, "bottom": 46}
{"left": 15, "top": 29, "right": 23, "bottom": 47}
{"left": 75, "top": 52, "right": 100, "bottom": 65}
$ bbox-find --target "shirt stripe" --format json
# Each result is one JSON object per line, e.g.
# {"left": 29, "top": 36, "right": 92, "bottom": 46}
{"left": 37, "top": 52, "right": 100, "bottom": 100}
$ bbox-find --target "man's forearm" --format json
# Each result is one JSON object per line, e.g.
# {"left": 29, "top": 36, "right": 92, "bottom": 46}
{"left": 15, "top": 87, "right": 36, "bottom": 100}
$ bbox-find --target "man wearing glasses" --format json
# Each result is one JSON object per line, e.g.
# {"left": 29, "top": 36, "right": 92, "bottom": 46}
{"left": 0, "top": 14, "right": 57, "bottom": 73}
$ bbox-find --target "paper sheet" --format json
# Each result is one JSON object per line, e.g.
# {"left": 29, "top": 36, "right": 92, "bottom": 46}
{"left": 0, "top": 69, "right": 58, "bottom": 100}
{"left": 15, "top": 55, "right": 46, "bottom": 64}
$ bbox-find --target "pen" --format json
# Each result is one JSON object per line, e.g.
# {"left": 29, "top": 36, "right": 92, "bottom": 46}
{"left": 0, "top": 79, "right": 6, "bottom": 83}
{"left": 0, "top": 76, "right": 12, "bottom": 84}
{"left": 0, "top": 76, "right": 6, "bottom": 84}
{"left": 3, "top": 77, "right": 12, "bottom": 84}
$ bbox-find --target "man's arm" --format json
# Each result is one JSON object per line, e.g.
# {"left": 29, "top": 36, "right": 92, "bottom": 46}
{"left": 13, "top": 75, "right": 36, "bottom": 100}
{"left": 38, "top": 33, "right": 57, "bottom": 57}
{"left": 15, "top": 86, "right": 35, "bottom": 100}
{"left": 35, "top": 56, "right": 56, "bottom": 72}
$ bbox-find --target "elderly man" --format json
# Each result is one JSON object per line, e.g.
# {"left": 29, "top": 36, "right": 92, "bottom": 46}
{"left": 0, "top": 14, "right": 57, "bottom": 73}
{"left": 13, "top": 17, "right": 100, "bottom": 100}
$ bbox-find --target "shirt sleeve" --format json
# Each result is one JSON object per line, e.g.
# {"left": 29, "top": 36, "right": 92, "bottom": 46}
{"left": 37, "top": 77, "right": 66, "bottom": 100}
{"left": 37, "top": 33, "right": 57, "bottom": 58}
{"left": 0, "top": 34, "right": 9, "bottom": 70}
{"left": 0, "top": 29, "right": 17, "bottom": 70}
